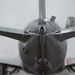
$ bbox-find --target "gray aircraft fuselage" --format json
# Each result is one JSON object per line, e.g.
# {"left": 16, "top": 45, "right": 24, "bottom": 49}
{"left": 19, "top": 19, "right": 67, "bottom": 74}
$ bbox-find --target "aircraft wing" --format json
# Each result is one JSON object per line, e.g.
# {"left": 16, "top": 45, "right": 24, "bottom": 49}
{"left": 52, "top": 27, "right": 75, "bottom": 42}
{"left": 0, "top": 56, "right": 22, "bottom": 67}
{"left": 65, "top": 58, "right": 75, "bottom": 72}
{"left": 65, "top": 58, "right": 75, "bottom": 67}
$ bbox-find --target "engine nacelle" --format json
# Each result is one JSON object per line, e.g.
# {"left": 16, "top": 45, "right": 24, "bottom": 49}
{"left": 66, "top": 17, "right": 75, "bottom": 28}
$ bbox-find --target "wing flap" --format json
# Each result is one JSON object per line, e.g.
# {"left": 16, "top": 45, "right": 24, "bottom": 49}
{"left": 65, "top": 58, "right": 75, "bottom": 67}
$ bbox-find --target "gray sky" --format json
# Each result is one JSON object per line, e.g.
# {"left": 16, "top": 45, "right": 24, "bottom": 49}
{"left": 0, "top": 0, "right": 75, "bottom": 59}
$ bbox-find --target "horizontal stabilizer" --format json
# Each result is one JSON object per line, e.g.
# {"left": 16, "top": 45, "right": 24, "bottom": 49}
{"left": 51, "top": 27, "right": 75, "bottom": 42}
{"left": 0, "top": 27, "right": 31, "bottom": 42}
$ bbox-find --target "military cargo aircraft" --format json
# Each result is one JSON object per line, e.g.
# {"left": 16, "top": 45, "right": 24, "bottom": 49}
{"left": 0, "top": 0, "right": 75, "bottom": 75}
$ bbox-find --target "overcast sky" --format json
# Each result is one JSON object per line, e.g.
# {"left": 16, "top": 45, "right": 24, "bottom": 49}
{"left": 0, "top": 0, "right": 75, "bottom": 59}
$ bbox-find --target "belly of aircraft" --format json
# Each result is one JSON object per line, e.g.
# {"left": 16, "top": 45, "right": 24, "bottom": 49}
{"left": 19, "top": 35, "right": 67, "bottom": 74}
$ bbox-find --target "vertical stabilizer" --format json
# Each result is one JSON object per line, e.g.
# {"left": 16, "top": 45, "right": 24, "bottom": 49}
{"left": 39, "top": 0, "right": 46, "bottom": 20}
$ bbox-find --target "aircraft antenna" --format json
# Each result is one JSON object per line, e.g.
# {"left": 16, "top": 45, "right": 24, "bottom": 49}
{"left": 39, "top": 0, "right": 46, "bottom": 20}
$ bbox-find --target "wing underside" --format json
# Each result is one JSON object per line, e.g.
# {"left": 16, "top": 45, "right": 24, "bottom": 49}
{"left": 0, "top": 57, "right": 22, "bottom": 67}
{"left": 0, "top": 57, "right": 22, "bottom": 75}
{"left": 65, "top": 58, "right": 75, "bottom": 72}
